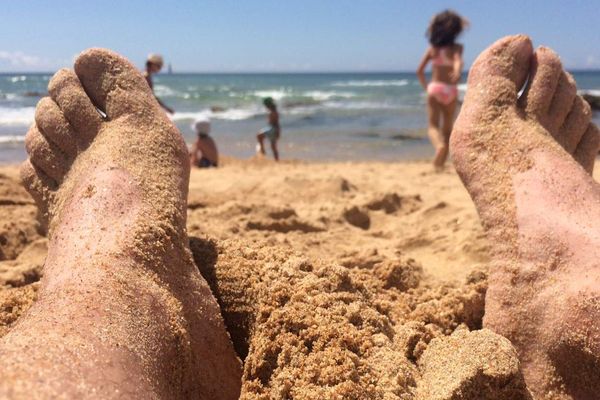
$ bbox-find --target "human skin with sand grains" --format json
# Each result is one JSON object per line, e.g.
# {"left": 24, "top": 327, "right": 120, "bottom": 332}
{"left": 0, "top": 48, "right": 242, "bottom": 399}
{"left": 452, "top": 34, "right": 600, "bottom": 398}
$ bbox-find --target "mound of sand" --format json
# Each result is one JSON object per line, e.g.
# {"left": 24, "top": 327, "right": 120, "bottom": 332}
{"left": 191, "top": 236, "right": 504, "bottom": 398}
{"left": 0, "top": 159, "right": 545, "bottom": 398}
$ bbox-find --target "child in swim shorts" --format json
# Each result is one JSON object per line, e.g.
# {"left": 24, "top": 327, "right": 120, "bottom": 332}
{"left": 256, "top": 97, "right": 281, "bottom": 161}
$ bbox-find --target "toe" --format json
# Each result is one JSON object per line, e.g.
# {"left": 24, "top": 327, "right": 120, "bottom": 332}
{"left": 35, "top": 97, "right": 78, "bottom": 156}
{"left": 74, "top": 48, "right": 157, "bottom": 120}
{"left": 20, "top": 158, "right": 57, "bottom": 210}
{"left": 462, "top": 35, "right": 533, "bottom": 120}
{"left": 547, "top": 72, "right": 577, "bottom": 134}
{"left": 558, "top": 96, "right": 592, "bottom": 154}
{"left": 48, "top": 69, "right": 103, "bottom": 145}
{"left": 518, "top": 47, "right": 562, "bottom": 119}
{"left": 25, "top": 125, "right": 69, "bottom": 182}
{"left": 573, "top": 124, "right": 600, "bottom": 174}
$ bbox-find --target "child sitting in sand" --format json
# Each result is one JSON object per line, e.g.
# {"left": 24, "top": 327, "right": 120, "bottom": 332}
{"left": 416, "top": 10, "right": 468, "bottom": 171}
{"left": 190, "top": 117, "right": 219, "bottom": 168}
{"left": 256, "top": 97, "right": 281, "bottom": 161}
{"left": 143, "top": 53, "right": 175, "bottom": 115}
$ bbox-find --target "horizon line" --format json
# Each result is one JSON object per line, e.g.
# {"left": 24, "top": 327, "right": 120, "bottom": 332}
{"left": 1, "top": 68, "right": 600, "bottom": 75}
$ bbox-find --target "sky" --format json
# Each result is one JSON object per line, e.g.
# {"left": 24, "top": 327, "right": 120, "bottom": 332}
{"left": 1, "top": 0, "right": 599, "bottom": 73}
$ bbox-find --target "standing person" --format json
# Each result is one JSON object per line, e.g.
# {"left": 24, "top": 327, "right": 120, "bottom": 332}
{"left": 256, "top": 97, "right": 281, "bottom": 161}
{"left": 143, "top": 53, "right": 175, "bottom": 114}
{"left": 416, "top": 10, "right": 468, "bottom": 171}
{"left": 190, "top": 117, "right": 219, "bottom": 168}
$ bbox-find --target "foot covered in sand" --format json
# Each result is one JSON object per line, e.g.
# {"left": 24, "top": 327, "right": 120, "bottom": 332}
{"left": 452, "top": 35, "right": 600, "bottom": 398}
{"left": 0, "top": 49, "right": 241, "bottom": 398}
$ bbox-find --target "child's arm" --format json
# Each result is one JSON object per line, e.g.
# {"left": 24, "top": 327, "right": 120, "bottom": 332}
{"left": 156, "top": 98, "right": 175, "bottom": 114}
{"left": 416, "top": 48, "right": 432, "bottom": 90}
{"left": 450, "top": 45, "right": 464, "bottom": 84}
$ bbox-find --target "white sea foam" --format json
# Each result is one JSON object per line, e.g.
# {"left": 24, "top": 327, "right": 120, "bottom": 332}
{"left": 0, "top": 107, "right": 35, "bottom": 125}
{"left": 253, "top": 89, "right": 290, "bottom": 100}
{"left": 580, "top": 89, "right": 600, "bottom": 97}
{"left": 9, "top": 76, "right": 27, "bottom": 83}
{"left": 0, "top": 135, "right": 25, "bottom": 145}
{"left": 331, "top": 79, "right": 409, "bottom": 87}
{"left": 0, "top": 93, "right": 19, "bottom": 100}
{"left": 302, "top": 90, "right": 356, "bottom": 101}
{"left": 322, "top": 100, "right": 398, "bottom": 110}
{"left": 153, "top": 84, "right": 178, "bottom": 97}
{"left": 172, "top": 107, "right": 263, "bottom": 122}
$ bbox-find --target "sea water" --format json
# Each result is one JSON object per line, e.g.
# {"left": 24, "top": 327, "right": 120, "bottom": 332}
{"left": 1, "top": 72, "right": 599, "bottom": 163}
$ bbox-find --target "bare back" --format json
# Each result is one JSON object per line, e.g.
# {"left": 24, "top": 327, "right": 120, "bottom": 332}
{"left": 197, "top": 136, "right": 218, "bottom": 165}
{"left": 430, "top": 44, "right": 463, "bottom": 84}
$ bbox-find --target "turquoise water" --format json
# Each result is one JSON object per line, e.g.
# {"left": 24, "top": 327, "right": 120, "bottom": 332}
{"left": 1, "top": 71, "right": 599, "bottom": 162}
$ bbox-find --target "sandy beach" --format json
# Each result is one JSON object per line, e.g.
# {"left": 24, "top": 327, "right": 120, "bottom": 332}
{"left": 5, "top": 156, "right": 592, "bottom": 398}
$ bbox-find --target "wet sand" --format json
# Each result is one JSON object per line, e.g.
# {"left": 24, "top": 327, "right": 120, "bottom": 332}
{"left": 4, "top": 157, "right": 594, "bottom": 398}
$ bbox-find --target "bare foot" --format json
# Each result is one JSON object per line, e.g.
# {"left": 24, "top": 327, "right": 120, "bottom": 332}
{"left": 452, "top": 35, "right": 600, "bottom": 398}
{"left": 0, "top": 49, "right": 241, "bottom": 399}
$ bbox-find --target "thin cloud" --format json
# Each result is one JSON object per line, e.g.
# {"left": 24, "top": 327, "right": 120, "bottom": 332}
{"left": 0, "top": 50, "right": 67, "bottom": 71}
{"left": 0, "top": 51, "right": 43, "bottom": 67}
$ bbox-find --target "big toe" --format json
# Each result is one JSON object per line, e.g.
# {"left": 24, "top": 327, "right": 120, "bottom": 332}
{"left": 74, "top": 48, "right": 158, "bottom": 120}
{"left": 463, "top": 35, "right": 533, "bottom": 118}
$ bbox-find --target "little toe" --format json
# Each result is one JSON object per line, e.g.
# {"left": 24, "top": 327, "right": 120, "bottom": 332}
{"left": 20, "top": 159, "right": 57, "bottom": 209}
{"left": 48, "top": 69, "right": 103, "bottom": 145}
{"left": 35, "top": 97, "right": 78, "bottom": 156}
{"left": 25, "top": 125, "right": 69, "bottom": 182}
{"left": 518, "top": 47, "right": 562, "bottom": 120}
{"left": 558, "top": 96, "right": 592, "bottom": 154}
{"left": 74, "top": 48, "right": 157, "bottom": 120}
{"left": 547, "top": 71, "right": 577, "bottom": 134}
{"left": 573, "top": 124, "right": 600, "bottom": 174}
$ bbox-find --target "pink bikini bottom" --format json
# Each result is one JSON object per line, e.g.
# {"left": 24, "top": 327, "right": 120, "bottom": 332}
{"left": 427, "top": 82, "right": 458, "bottom": 105}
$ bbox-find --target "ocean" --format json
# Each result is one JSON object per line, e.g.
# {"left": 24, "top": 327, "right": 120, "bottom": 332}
{"left": 1, "top": 72, "right": 599, "bottom": 163}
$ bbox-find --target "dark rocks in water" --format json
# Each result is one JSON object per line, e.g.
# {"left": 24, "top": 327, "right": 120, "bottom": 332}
{"left": 390, "top": 133, "right": 422, "bottom": 141}
{"left": 22, "top": 91, "right": 46, "bottom": 97}
{"left": 352, "top": 131, "right": 425, "bottom": 141}
{"left": 581, "top": 92, "right": 600, "bottom": 111}
{"left": 353, "top": 132, "right": 380, "bottom": 139}
{"left": 210, "top": 106, "right": 226, "bottom": 113}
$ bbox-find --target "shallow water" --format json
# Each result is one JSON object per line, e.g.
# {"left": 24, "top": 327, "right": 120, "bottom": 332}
{"left": 0, "top": 71, "right": 599, "bottom": 163}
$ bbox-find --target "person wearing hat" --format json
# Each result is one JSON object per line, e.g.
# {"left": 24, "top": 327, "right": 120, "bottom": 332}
{"left": 190, "top": 117, "right": 218, "bottom": 168}
{"left": 256, "top": 97, "right": 281, "bottom": 161}
{"left": 144, "top": 53, "right": 175, "bottom": 114}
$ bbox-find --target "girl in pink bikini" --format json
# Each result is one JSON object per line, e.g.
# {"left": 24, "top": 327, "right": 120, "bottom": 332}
{"left": 417, "top": 10, "right": 468, "bottom": 170}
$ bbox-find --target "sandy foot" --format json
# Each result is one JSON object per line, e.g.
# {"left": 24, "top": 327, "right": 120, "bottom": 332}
{"left": 452, "top": 34, "right": 600, "bottom": 398}
{"left": 0, "top": 48, "right": 241, "bottom": 399}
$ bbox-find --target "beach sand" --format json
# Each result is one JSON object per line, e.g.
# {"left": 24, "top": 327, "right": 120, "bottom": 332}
{"left": 3, "top": 157, "right": 594, "bottom": 398}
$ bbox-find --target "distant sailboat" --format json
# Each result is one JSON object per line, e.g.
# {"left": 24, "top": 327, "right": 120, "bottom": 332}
{"left": 167, "top": 63, "right": 173, "bottom": 75}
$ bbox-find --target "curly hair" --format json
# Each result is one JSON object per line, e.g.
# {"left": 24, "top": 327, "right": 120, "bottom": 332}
{"left": 263, "top": 97, "right": 277, "bottom": 110}
{"left": 426, "top": 10, "right": 468, "bottom": 47}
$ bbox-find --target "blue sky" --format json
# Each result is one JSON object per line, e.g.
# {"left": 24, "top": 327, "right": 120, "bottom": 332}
{"left": 1, "top": 0, "right": 599, "bottom": 72}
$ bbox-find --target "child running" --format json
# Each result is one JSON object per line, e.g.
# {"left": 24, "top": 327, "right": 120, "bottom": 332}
{"left": 190, "top": 117, "right": 219, "bottom": 168}
{"left": 143, "top": 53, "right": 175, "bottom": 115}
{"left": 256, "top": 97, "right": 281, "bottom": 161}
{"left": 416, "top": 10, "right": 468, "bottom": 171}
